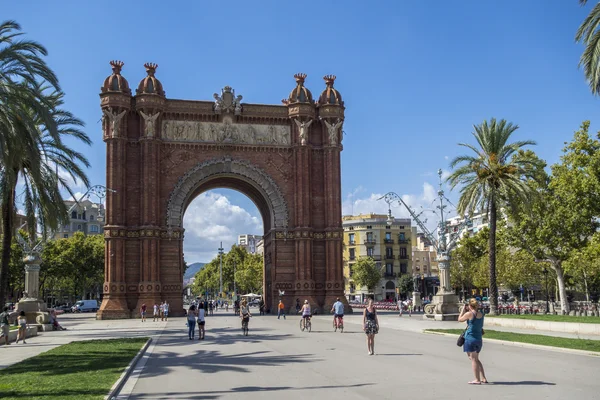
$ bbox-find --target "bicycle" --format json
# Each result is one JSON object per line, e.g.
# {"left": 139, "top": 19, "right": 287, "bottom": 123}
{"left": 241, "top": 315, "right": 250, "bottom": 336}
{"left": 299, "top": 316, "right": 311, "bottom": 332}
{"left": 333, "top": 315, "right": 344, "bottom": 333}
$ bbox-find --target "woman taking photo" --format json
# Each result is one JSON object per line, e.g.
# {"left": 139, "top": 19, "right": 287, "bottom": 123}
{"left": 458, "top": 298, "right": 488, "bottom": 384}
{"left": 362, "top": 297, "right": 379, "bottom": 355}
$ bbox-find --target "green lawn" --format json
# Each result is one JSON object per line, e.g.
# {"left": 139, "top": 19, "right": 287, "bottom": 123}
{"left": 425, "top": 329, "right": 600, "bottom": 353}
{"left": 0, "top": 338, "right": 148, "bottom": 400}
{"left": 488, "top": 314, "right": 600, "bottom": 324}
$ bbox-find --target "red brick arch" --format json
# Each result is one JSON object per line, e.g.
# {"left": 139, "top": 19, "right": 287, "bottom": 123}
{"left": 97, "top": 65, "right": 347, "bottom": 318}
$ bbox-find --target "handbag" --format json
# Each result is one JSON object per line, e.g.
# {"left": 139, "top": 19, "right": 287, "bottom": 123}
{"left": 457, "top": 328, "right": 467, "bottom": 347}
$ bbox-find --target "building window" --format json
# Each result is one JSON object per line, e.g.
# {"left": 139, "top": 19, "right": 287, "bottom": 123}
{"left": 349, "top": 265, "right": 354, "bottom": 277}
{"left": 399, "top": 232, "right": 405, "bottom": 240}
{"left": 399, "top": 225, "right": 405, "bottom": 229}
{"left": 349, "top": 233, "right": 355, "bottom": 245}
{"left": 385, "top": 263, "right": 393, "bottom": 275}
{"left": 366, "top": 225, "right": 372, "bottom": 229}
{"left": 400, "top": 263, "right": 408, "bottom": 274}
{"left": 77, "top": 224, "right": 82, "bottom": 231}
{"left": 385, "top": 232, "right": 391, "bottom": 240}
{"left": 349, "top": 248, "right": 355, "bottom": 260}
{"left": 399, "top": 248, "right": 407, "bottom": 259}
{"left": 63, "top": 234, "right": 68, "bottom": 238}
{"left": 90, "top": 215, "right": 95, "bottom": 221}
{"left": 367, "top": 247, "right": 374, "bottom": 257}
{"left": 90, "top": 225, "right": 99, "bottom": 233}
{"left": 71, "top": 211, "right": 77, "bottom": 219}
{"left": 82, "top": 211, "right": 86, "bottom": 220}
{"left": 366, "top": 232, "right": 374, "bottom": 242}
{"left": 349, "top": 226, "right": 354, "bottom": 231}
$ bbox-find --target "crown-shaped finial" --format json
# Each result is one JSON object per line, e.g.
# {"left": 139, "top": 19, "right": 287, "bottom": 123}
{"left": 294, "top": 73, "right": 307, "bottom": 85}
{"left": 323, "top": 75, "right": 336, "bottom": 87}
{"left": 110, "top": 60, "right": 124, "bottom": 74}
{"left": 144, "top": 63, "right": 158, "bottom": 76}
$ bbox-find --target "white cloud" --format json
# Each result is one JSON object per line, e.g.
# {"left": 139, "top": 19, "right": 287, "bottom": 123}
{"left": 57, "top": 168, "right": 85, "bottom": 190}
{"left": 183, "top": 192, "right": 263, "bottom": 263}
{"left": 66, "top": 191, "right": 87, "bottom": 201}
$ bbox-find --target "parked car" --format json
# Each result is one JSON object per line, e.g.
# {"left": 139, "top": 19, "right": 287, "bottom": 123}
{"left": 55, "top": 304, "right": 73, "bottom": 313}
{"left": 249, "top": 299, "right": 261, "bottom": 307}
{"left": 72, "top": 300, "right": 99, "bottom": 313}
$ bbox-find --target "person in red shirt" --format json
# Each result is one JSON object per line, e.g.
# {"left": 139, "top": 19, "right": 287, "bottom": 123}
{"left": 278, "top": 300, "right": 286, "bottom": 320}
{"left": 140, "top": 303, "right": 147, "bottom": 322}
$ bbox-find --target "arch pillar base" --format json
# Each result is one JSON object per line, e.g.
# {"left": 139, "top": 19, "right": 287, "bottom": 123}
{"left": 97, "top": 296, "right": 131, "bottom": 319}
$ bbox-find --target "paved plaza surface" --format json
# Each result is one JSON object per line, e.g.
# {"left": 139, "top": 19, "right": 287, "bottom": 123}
{"left": 1, "top": 312, "right": 598, "bottom": 399}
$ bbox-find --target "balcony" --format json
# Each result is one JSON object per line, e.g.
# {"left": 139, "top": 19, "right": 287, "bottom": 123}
{"left": 399, "top": 255, "right": 409, "bottom": 260}
{"left": 349, "top": 256, "right": 356, "bottom": 261}
{"left": 384, "top": 238, "right": 394, "bottom": 244}
{"left": 364, "top": 255, "right": 381, "bottom": 261}
{"left": 398, "top": 238, "right": 410, "bottom": 244}
{"left": 348, "top": 241, "right": 356, "bottom": 246}
{"left": 383, "top": 272, "right": 397, "bottom": 278}
{"left": 364, "top": 239, "right": 376, "bottom": 246}
{"left": 385, "top": 254, "right": 395, "bottom": 260}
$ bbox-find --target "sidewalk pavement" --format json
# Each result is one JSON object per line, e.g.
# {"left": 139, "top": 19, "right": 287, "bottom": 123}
{"left": 0, "top": 313, "right": 168, "bottom": 370}
{"left": 342, "top": 311, "right": 600, "bottom": 340}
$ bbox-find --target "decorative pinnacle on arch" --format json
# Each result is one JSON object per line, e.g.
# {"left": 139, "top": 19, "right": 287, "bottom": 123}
{"left": 294, "top": 73, "right": 307, "bottom": 85}
{"left": 281, "top": 99, "right": 290, "bottom": 105}
{"left": 110, "top": 60, "right": 124, "bottom": 74}
{"left": 144, "top": 63, "right": 158, "bottom": 76}
{"left": 323, "top": 75, "right": 336, "bottom": 87}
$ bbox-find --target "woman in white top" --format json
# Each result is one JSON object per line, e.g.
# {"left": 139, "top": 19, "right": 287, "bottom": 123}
{"left": 301, "top": 300, "right": 311, "bottom": 329}
{"left": 16, "top": 311, "right": 27, "bottom": 344}
{"left": 197, "top": 306, "right": 206, "bottom": 340}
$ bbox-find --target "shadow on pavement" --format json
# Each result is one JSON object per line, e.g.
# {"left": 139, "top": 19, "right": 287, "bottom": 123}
{"left": 376, "top": 353, "right": 423, "bottom": 356}
{"left": 489, "top": 381, "right": 556, "bottom": 386}
{"left": 127, "top": 383, "right": 374, "bottom": 399}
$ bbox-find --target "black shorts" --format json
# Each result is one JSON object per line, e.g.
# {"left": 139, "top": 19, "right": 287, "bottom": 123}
{"left": 198, "top": 321, "right": 205, "bottom": 326}
{"left": 334, "top": 314, "right": 344, "bottom": 318}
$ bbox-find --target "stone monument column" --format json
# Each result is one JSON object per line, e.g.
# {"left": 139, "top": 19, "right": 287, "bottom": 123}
{"left": 135, "top": 63, "right": 167, "bottom": 312}
{"left": 317, "top": 75, "right": 349, "bottom": 311}
{"left": 97, "top": 61, "right": 132, "bottom": 319}
{"left": 15, "top": 255, "right": 51, "bottom": 329}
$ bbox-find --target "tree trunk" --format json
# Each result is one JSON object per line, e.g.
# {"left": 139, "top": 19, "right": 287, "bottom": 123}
{"left": 583, "top": 270, "right": 590, "bottom": 302}
{"left": 488, "top": 198, "right": 498, "bottom": 315}
{"left": 552, "top": 262, "right": 570, "bottom": 314}
{"left": 0, "top": 183, "right": 15, "bottom": 306}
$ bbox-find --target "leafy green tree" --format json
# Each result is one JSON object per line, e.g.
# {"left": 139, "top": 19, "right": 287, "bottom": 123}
{"left": 508, "top": 123, "right": 600, "bottom": 312}
{"left": 352, "top": 257, "right": 382, "bottom": 294}
{"left": 397, "top": 274, "right": 414, "bottom": 299}
{"left": 450, "top": 229, "right": 488, "bottom": 293}
{"left": 447, "top": 118, "right": 543, "bottom": 314}
{"left": 0, "top": 21, "right": 90, "bottom": 305}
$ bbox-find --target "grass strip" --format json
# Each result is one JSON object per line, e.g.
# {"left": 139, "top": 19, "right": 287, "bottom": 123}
{"left": 0, "top": 337, "right": 148, "bottom": 400}
{"left": 488, "top": 314, "right": 600, "bottom": 324}
{"left": 425, "top": 329, "right": 600, "bottom": 352}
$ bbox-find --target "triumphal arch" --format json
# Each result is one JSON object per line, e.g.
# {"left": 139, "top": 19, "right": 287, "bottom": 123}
{"left": 97, "top": 61, "right": 347, "bottom": 318}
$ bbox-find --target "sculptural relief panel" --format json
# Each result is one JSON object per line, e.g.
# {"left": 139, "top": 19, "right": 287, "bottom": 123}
{"left": 162, "top": 120, "right": 291, "bottom": 146}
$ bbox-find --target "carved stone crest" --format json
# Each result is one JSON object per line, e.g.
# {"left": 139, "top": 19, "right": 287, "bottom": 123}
{"left": 213, "top": 86, "right": 243, "bottom": 115}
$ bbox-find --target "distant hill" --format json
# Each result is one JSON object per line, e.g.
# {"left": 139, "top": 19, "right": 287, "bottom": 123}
{"left": 185, "top": 262, "right": 206, "bottom": 279}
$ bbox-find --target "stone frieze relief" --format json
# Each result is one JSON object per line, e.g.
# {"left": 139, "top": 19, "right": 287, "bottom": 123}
{"left": 162, "top": 120, "right": 291, "bottom": 146}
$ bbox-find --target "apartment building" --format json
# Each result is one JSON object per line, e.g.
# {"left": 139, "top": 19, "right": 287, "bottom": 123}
{"left": 53, "top": 199, "right": 105, "bottom": 239}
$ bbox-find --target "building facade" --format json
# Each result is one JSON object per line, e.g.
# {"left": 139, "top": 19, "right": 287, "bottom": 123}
{"left": 443, "top": 211, "right": 489, "bottom": 245}
{"left": 342, "top": 213, "right": 412, "bottom": 302}
{"left": 53, "top": 199, "right": 106, "bottom": 239}
{"left": 237, "top": 234, "right": 263, "bottom": 254}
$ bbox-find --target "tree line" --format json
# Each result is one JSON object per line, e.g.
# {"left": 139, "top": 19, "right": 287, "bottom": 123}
{"left": 190, "top": 245, "right": 263, "bottom": 298}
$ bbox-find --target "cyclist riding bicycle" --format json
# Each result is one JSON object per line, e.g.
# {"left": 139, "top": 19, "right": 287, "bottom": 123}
{"left": 331, "top": 297, "right": 344, "bottom": 327}
{"left": 240, "top": 300, "right": 252, "bottom": 330}
{"left": 300, "top": 300, "right": 311, "bottom": 329}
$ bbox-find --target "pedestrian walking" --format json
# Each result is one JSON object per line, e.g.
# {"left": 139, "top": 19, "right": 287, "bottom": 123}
{"left": 259, "top": 299, "right": 265, "bottom": 316}
{"left": 0, "top": 306, "right": 12, "bottom": 345}
{"left": 140, "top": 303, "right": 147, "bottom": 322}
{"left": 187, "top": 305, "right": 197, "bottom": 340}
{"left": 197, "top": 305, "right": 206, "bottom": 340}
{"left": 407, "top": 299, "right": 413, "bottom": 317}
{"left": 15, "top": 311, "right": 27, "bottom": 344}
{"left": 277, "top": 300, "right": 286, "bottom": 319}
{"left": 363, "top": 297, "right": 379, "bottom": 355}
{"left": 209, "top": 301, "right": 214, "bottom": 316}
{"left": 160, "top": 302, "right": 165, "bottom": 321}
{"left": 458, "top": 298, "right": 488, "bottom": 384}
{"left": 163, "top": 301, "right": 170, "bottom": 321}
{"left": 153, "top": 303, "right": 159, "bottom": 322}
{"left": 397, "top": 298, "right": 403, "bottom": 317}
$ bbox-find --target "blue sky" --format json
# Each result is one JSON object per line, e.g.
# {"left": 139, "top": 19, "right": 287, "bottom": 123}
{"left": 5, "top": 1, "right": 599, "bottom": 262}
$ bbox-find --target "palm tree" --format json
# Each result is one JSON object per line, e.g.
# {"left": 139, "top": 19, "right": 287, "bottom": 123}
{"left": 447, "top": 118, "right": 542, "bottom": 315}
{"left": 0, "top": 20, "right": 90, "bottom": 305}
{"left": 575, "top": 1, "right": 600, "bottom": 94}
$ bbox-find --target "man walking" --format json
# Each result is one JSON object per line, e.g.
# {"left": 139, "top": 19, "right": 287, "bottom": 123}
{"left": 278, "top": 300, "right": 286, "bottom": 319}
{"left": 163, "top": 301, "right": 170, "bottom": 321}
{"left": 0, "top": 307, "right": 12, "bottom": 345}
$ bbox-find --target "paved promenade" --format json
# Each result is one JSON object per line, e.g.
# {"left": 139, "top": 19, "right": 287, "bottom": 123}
{"left": 1, "top": 312, "right": 599, "bottom": 399}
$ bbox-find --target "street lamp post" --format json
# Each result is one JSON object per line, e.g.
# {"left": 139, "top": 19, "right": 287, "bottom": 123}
{"left": 233, "top": 261, "right": 236, "bottom": 299}
{"left": 543, "top": 267, "right": 549, "bottom": 314}
{"left": 379, "top": 169, "right": 470, "bottom": 321}
{"left": 218, "top": 243, "right": 224, "bottom": 298}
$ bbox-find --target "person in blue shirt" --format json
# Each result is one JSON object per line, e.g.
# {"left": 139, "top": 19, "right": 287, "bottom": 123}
{"left": 331, "top": 297, "right": 344, "bottom": 329}
{"left": 458, "top": 298, "right": 488, "bottom": 385}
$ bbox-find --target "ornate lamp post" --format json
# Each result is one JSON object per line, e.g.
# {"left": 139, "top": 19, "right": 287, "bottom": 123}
{"left": 379, "top": 169, "right": 470, "bottom": 320}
